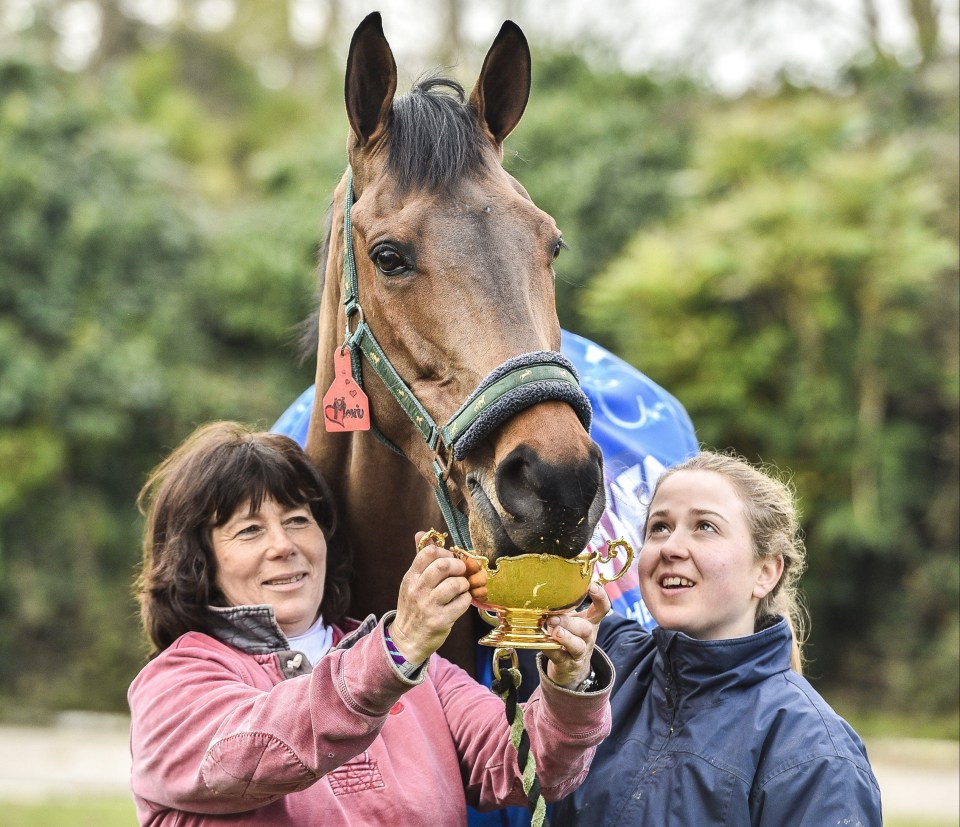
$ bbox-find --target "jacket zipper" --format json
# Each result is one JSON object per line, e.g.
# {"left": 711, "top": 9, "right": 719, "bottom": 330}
{"left": 664, "top": 657, "right": 679, "bottom": 735}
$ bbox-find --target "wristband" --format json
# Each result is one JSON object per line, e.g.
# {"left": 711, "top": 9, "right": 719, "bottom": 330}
{"left": 384, "top": 625, "right": 424, "bottom": 679}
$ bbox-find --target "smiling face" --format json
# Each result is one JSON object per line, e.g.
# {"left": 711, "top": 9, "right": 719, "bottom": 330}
{"left": 211, "top": 497, "right": 328, "bottom": 638}
{"left": 638, "top": 469, "right": 783, "bottom": 641}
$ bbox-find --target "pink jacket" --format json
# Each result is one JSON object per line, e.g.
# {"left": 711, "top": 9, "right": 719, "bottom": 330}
{"left": 128, "top": 607, "right": 613, "bottom": 826}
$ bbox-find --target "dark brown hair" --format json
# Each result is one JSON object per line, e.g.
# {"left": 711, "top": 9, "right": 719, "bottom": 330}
{"left": 135, "top": 422, "right": 351, "bottom": 654}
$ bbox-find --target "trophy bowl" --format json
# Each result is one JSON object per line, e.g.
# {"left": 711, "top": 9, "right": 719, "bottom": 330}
{"left": 418, "top": 530, "right": 634, "bottom": 650}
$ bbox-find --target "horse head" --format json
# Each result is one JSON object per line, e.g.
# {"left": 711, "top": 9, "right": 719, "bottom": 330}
{"left": 310, "top": 12, "right": 604, "bottom": 565}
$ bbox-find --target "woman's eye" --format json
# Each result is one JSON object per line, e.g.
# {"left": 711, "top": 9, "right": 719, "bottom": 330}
{"left": 236, "top": 524, "right": 262, "bottom": 538}
{"left": 648, "top": 522, "right": 668, "bottom": 535}
{"left": 697, "top": 521, "right": 717, "bottom": 533}
{"left": 372, "top": 245, "right": 409, "bottom": 276}
{"left": 285, "top": 515, "right": 311, "bottom": 528}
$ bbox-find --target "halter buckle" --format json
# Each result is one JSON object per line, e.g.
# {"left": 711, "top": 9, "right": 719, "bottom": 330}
{"left": 343, "top": 302, "right": 365, "bottom": 345}
{"left": 433, "top": 447, "right": 450, "bottom": 481}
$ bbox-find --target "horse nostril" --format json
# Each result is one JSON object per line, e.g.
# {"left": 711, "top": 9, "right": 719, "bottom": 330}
{"left": 494, "top": 448, "right": 537, "bottom": 522}
{"left": 494, "top": 444, "right": 602, "bottom": 523}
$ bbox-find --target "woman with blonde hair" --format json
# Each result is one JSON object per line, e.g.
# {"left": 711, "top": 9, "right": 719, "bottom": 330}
{"left": 552, "top": 449, "right": 882, "bottom": 826}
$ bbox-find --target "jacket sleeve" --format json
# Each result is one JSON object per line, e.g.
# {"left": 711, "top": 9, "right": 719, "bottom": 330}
{"left": 128, "top": 621, "right": 417, "bottom": 815}
{"left": 432, "top": 647, "right": 614, "bottom": 811}
{"left": 752, "top": 754, "right": 883, "bottom": 826}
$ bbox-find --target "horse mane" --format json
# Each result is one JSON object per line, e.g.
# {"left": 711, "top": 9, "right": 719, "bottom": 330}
{"left": 295, "top": 206, "right": 331, "bottom": 364}
{"left": 387, "top": 76, "right": 488, "bottom": 193}
{"left": 297, "top": 76, "right": 488, "bottom": 362}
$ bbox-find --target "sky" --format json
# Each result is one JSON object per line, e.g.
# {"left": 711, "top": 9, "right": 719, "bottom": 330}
{"left": 365, "top": 0, "right": 959, "bottom": 92}
{"left": 4, "top": 0, "right": 958, "bottom": 93}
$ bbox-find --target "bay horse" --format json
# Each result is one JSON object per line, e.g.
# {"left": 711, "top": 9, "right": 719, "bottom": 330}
{"left": 304, "top": 12, "right": 605, "bottom": 672}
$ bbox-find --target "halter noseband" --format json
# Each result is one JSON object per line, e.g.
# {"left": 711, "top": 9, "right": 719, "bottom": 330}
{"left": 339, "top": 167, "right": 592, "bottom": 548}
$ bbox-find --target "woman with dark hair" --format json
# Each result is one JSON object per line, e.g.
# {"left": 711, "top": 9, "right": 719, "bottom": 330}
{"left": 135, "top": 424, "right": 352, "bottom": 654}
{"left": 129, "top": 421, "right": 613, "bottom": 826}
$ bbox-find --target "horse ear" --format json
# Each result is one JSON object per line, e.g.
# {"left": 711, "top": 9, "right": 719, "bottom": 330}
{"left": 469, "top": 21, "right": 531, "bottom": 146}
{"left": 344, "top": 12, "right": 398, "bottom": 148}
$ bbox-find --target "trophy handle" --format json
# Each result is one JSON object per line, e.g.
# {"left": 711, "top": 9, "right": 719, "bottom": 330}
{"left": 594, "top": 538, "right": 635, "bottom": 586}
{"left": 479, "top": 608, "right": 500, "bottom": 628}
{"left": 418, "top": 529, "right": 449, "bottom": 551}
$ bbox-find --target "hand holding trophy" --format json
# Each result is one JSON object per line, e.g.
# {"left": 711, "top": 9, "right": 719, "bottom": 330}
{"left": 416, "top": 529, "right": 633, "bottom": 650}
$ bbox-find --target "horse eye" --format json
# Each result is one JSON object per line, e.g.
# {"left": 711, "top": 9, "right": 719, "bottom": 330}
{"left": 553, "top": 238, "right": 566, "bottom": 261}
{"left": 371, "top": 245, "right": 409, "bottom": 276}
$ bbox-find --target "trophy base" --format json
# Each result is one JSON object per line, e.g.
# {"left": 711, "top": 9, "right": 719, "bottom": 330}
{"left": 476, "top": 609, "right": 562, "bottom": 650}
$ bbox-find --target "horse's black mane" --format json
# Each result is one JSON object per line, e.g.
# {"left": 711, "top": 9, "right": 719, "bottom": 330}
{"left": 387, "top": 76, "right": 488, "bottom": 193}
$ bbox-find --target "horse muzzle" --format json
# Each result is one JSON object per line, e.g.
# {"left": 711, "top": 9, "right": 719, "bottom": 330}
{"left": 463, "top": 417, "right": 606, "bottom": 561}
{"left": 443, "top": 351, "right": 603, "bottom": 560}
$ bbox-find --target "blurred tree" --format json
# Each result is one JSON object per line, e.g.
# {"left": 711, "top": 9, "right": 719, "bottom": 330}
{"left": 0, "top": 43, "right": 323, "bottom": 711}
{"left": 583, "top": 71, "right": 959, "bottom": 716}
{"left": 508, "top": 52, "right": 701, "bottom": 330}
{"left": 906, "top": 0, "right": 944, "bottom": 63}
{"left": 0, "top": 51, "right": 202, "bottom": 709}
{"left": 7, "top": 0, "right": 954, "bottom": 93}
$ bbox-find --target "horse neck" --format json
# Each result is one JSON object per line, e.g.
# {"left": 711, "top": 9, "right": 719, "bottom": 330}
{"left": 308, "top": 179, "right": 359, "bottom": 477}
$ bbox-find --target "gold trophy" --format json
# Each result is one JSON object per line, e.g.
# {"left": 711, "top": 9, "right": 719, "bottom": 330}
{"left": 418, "top": 529, "right": 634, "bottom": 650}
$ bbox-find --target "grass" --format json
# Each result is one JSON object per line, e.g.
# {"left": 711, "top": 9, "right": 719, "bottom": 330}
{"left": 823, "top": 690, "right": 960, "bottom": 742}
{"left": 2, "top": 797, "right": 137, "bottom": 827}
{"left": 3, "top": 797, "right": 957, "bottom": 827}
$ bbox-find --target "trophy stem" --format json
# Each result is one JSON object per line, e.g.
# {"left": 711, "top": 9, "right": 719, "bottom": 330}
{"left": 476, "top": 608, "right": 562, "bottom": 650}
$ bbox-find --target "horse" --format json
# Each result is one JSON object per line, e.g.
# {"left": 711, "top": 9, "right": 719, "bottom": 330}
{"left": 303, "top": 13, "right": 605, "bottom": 672}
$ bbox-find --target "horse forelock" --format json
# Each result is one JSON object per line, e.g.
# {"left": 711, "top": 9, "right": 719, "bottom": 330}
{"left": 387, "top": 76, "right": 489, "bottom": 193}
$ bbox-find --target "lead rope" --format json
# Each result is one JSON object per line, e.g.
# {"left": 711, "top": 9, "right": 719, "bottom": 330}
{"left": 418, "top": 532, "right": 550, "bottom": 824}
{"left": 491, "top": 647, "right": 548, "bottom": 827}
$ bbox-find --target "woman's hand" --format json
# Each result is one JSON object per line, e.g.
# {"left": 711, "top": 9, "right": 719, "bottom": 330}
{"left": 387, "top": 532, "right": 478, "bottom": 666}
{"left": 542, "top": 582, "right": 611, "bottom": 690}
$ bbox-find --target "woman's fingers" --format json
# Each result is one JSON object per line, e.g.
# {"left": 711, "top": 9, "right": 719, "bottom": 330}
{"left": 406, "top": 552, "right": 471, "bottom": 610}
{"left": 580, "top": 582, "right": 612, "bottom": 623}
{"left": 545, "top": 584, "right": 610, "bottom": 641}
{"left": 413, "top": 538, "right": 487, "bottom": 601}
{"left": 414, "top": 543, "right": 465, "bottom": 577}
{"left": 463, "top": 557, "right": 488, "bottom": 602}
{"left": 545, "top": 618, "right": 590, "bottom": 659}
{"left": 540, "top": 583, "right": 613, "bottom": 687}
{"left": 391, "top": 538, "right": 475, "bottom": 664}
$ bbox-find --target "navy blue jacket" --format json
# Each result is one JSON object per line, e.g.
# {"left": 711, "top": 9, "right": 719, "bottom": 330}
{"left": 553, "top": 613, "right": 882, "bottom": 826}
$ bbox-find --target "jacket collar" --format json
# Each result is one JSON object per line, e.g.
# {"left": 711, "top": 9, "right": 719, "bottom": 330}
{"left": 652, "top": 615, "right": 793, "bottom": 702}
{"left": 206, "top": 604, "right": 375, "bottom": 656}
{"left": 207, "top": 605, "right": 289, "bottom": 654}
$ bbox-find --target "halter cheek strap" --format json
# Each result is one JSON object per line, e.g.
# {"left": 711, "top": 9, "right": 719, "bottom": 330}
{"left": 339, "top": 167, "right": 592, "bottom": 547}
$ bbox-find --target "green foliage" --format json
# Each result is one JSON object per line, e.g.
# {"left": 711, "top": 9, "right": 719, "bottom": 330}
{"left": 117, "top": 30, "right": 344, "bottom": 202}
{"left": 0, "top": 50, "right": 320, "bottom": 710}
{"left": 583, "top": 76, "right": 959, "bottom": 715}
{"left": 0, "top": 53, "right": 189, "bottom": 707}
{"left": 0, "top": 14, "right": 955, "bottom": 725}
{"left": 507, "top": 52, "right": 702, "bottom": 329}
